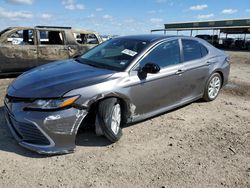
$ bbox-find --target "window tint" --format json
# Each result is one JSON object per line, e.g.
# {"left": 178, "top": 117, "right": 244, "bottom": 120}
{"left": 74, "top": 33, "right": 99, "bottom": 44}
{"left": 140, "top": 40, "right": 181, "bottom": 69}
{"left": 80, "top": 38, "right": 149, "bottom": 71}
{"left": 7, "top": 30, "right": 34, "bottom": 45}
{"left": 182, "top": 39, "right": 202, "bottom": 62}
{"left": 39, "top": 30, "right": 64, "bottom": 45}
{"left": 200, "top": 43, "right": 208, "bottom": 57}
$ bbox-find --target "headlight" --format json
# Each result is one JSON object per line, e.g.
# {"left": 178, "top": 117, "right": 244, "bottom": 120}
{"left": 25, "top": 96, "right": 79, "bottom": 110}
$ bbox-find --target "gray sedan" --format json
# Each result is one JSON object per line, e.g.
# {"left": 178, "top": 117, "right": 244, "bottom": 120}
{"left": 4, "top": 35, "right": 230, "bottom": 154}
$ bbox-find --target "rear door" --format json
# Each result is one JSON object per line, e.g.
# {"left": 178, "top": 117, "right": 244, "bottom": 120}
{"left": 36, "top": 29, "right": 70, "bottom": 66}
{"left": 0, "top": 29, "right": 37, "bottom": 73}
{"left": 180, "top": 39, "right": 211, "bottom": 100}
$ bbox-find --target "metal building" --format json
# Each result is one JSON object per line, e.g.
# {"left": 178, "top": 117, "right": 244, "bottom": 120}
{"left": 151, "top": 18, "right": 250, "bottom": 49}
{"left": 151, "top": 18, "right": 250, "bottom": 35}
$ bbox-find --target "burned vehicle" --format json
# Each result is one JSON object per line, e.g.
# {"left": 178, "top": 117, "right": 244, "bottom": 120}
{"left": 0, "top": 26, "right": 102, "bottom": 75}
{"left": 4, "top": 35, "right": 230, "bottom": 154}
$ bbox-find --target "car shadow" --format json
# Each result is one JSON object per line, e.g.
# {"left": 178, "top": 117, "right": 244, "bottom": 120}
{"left": 76, "top": 131, "right": 112, "bottom": 147}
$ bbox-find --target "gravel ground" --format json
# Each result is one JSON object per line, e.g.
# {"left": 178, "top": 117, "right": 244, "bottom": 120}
{"left": 0, "top": 51, "right": 249, "bottom": 188}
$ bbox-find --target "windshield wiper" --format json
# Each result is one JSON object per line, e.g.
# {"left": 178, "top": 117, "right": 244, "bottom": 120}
{"left": 75, "top": 58, "right": 102, "bottom": 68}
{"left": 75, "top": 58, "right": 120, "bottom": 71}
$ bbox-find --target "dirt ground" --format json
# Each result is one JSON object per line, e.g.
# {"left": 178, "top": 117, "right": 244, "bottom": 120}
{"left": 0, "top": 51, "right": 249, "bottom": 188}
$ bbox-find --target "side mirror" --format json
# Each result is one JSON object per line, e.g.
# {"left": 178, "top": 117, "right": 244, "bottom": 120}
{"left": 141, "top": 63, "right": 160, "bottom": 74}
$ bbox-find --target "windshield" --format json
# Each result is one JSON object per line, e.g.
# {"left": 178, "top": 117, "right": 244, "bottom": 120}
{"left": 79, "top": 38, "right": 150, "bottom": 71}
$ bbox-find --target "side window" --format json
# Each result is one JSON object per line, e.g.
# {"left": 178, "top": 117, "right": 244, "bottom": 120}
{"left": 182, "top": 39, "right": 202, "bottom": 62}
{"left": 139, "top": 40, "right": 181, "bottom": 69}
{"left": 200, "top": 43, "right": 208, "bottom": 57}
{"left": 74, "top": 33, "right": 99, "bottom": 44}
{"left": 39, "top": 30, "right": 64, "bottom": 45}
{"left": 7, "top": 30, "right": 34, "bottom": 45}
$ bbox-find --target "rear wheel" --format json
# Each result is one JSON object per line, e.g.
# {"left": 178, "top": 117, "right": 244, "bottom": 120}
{"left": 203, "top": 73, "right": 222, "bottom": 101}
{"left": 97, "top": 98, "right": 123, "bottom": 142}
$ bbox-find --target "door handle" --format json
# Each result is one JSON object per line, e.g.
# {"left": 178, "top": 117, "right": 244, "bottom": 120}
{"left": 206, "top": 61, "right": 216, "bottom": 64}
{"left": 175, "top": 69, "right": 185, "bottom": 75}
{"left": 68, "top": 46, "right": 73, "bottom": 53}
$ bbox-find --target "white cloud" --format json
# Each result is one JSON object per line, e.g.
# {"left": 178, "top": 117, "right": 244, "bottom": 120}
{"left": 147, "top": 9, "right": 163, "bottom": 14}
{"left": 155, "top": 0, "right": 167, "bottom": 3}
{"left": 0, "top": 7, "right": 33, "bottom": 20}
{"left": 62, "top": 0, "right": 85, "bottom": 10}
{"left": 87, "top": 14, "right": 95, "bottom": 18}
{"left": 221, "top": 9, "right": 238, "bottom": 14}
{"left": 5, "top": 0, "right": 33, "bottom": 5}
{"left": 150, "top": 18, "right": 163, "bottom": 24}
{"left": 40, "top": 13, "right": 52, "bottom": 19}
{"left": 96, "top": 8, "right": 103, "bottom": 12}
{"left": 148, "top": 10, "right": 157, "bottom": 14}
{"left": 124, "top": 19, "right": 135, "bottom": 23}
{"left": 190, "top": 4, "right": 208, "bottom": 11}
{"left": 103, "top": 14, "right": 113, "bottom": 20}
{"left": 76, "top": 4, "right": 84, "bottom": 10}
{"left": 197, "top": 13, "right": 214, "bottom": 19}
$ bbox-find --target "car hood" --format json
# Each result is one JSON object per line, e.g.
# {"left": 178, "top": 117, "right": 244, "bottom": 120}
{"left": 7, "top": 59, "right": 115, "bottom": 98}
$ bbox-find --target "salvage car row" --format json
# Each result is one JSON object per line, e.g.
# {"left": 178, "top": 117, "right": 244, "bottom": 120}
{"left": 0, "top": 26, "right": 102, "bottom": 75}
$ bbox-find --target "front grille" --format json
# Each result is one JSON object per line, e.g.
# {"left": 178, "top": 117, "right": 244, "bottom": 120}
{"left": 8, "top": 115, "right": 50, "bottom": 146}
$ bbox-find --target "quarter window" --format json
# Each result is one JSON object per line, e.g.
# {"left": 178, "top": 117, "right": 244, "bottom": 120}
{"left": 200, "top": 43, "right": 208, "bottom": 57}
{"left": 139, "top": 40, "right": 181, "bottom": 69}
{"left": 182, "top": 39, "right": 202, "bottom": 62}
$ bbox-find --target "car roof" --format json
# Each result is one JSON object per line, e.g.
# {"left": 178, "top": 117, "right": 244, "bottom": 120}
{"left": 3, "top": 26, "right": 96, "bottom": 33}
{"left": 116, "top": 34, "right": 179, "bottom": 43}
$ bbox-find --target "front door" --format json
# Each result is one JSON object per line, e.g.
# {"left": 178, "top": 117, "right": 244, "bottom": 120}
{"left": 128, "top": 39, "right": 185, "bottom": 117}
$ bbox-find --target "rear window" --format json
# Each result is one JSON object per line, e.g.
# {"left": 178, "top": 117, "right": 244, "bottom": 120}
{"left": 38, "top": 30, "right": 64, "bottom": 45}
{"left": 182, "top": 39, "right": 202, "bottom": 62}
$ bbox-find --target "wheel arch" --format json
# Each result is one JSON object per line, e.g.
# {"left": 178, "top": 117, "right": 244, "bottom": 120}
{"left": 210, "top": 69, "right": 224, "bottom": 86}
{"left": 215, "top": 70, "right": 224, "bottom": 86}
{"left": 84, "top": 93, "right": 133, "bottom": 125}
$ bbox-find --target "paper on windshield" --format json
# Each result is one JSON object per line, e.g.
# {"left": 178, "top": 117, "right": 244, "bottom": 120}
{"left": 121, "top": 49, "right": 138, "bottom": 57}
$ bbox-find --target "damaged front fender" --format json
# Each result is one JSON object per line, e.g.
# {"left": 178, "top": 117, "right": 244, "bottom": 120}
{"left": 4, "top": 101, "right": 88, "bottom": 154}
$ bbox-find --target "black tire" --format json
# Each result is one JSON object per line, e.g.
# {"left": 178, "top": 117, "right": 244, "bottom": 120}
{"left": 203, "top": 73, "right": 222, "bottom": 102}
{"left": 97, "top": 98, "right": 123, "bottom": 142}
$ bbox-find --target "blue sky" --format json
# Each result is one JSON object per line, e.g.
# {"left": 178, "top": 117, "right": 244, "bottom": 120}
{"left": 0, "top": 0, "right": 250, "bottom": 35}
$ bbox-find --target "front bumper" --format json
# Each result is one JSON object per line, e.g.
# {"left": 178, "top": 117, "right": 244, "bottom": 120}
{"left": 4, "top": 101, "right": 87, "bottom": 154}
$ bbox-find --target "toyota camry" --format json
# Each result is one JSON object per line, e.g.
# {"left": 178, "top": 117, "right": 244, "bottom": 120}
{"left": 4, "top": 35, "right": 230, "bottom": 154}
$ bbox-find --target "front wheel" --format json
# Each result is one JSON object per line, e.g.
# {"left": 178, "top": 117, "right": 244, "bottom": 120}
{"left": 97, "top": 98, "right": 123, "bottom": 142}
{"left": 203, "top": 73, "right": 222, "bottom": 101}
